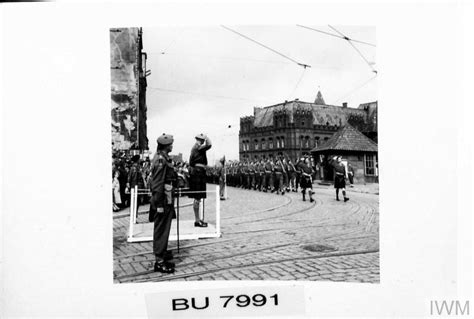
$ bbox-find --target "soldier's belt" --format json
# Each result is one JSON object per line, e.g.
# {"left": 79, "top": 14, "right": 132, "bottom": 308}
{"left": 335, "top": 172, "right": 344, "bottom": 175}
{"left": 194, "top": 164, "right": 207, "bottom": 168}
{"left": 302, "top": 172, "right": 312, "bottom": 177}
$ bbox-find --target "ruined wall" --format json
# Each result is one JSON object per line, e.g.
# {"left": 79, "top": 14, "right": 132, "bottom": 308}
{"left": 110, "top": 28, "right": 139, "bottom": 151}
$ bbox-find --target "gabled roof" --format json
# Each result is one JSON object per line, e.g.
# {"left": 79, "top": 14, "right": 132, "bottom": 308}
{"left": 314, "top": 90, "right": 325, "bottom": 104}
{"left": 253, "top": 100, "right": 367, "bottom": 127}
{"left": 311, "top": 124, "right": 378, "bottom": 153}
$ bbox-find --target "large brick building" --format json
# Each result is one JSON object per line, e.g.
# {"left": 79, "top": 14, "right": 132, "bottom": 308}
{"left": 239, "top": 91, "right": 377, "bottom": 161}
{"left": 110, "top": 27, "right": 149, "bottom": 152}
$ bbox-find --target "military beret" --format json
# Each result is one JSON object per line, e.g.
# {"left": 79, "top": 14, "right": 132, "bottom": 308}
{"left": 195, "top": 133, "right": 206, "bottom": 140}
{"left": 157, "top": 133, "right": 174, "bottom": 145}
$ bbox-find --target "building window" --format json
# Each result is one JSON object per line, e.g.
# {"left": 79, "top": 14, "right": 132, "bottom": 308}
{"left": 269, "top": 138, "right": 274, "bottom": 149}
{"left": 314, "top": 136, "right": 320, "bottom": 147}
{"left": 261, "top": 138, "right": 266, "bottom": 150}
{"left": 364, "top": 154, "right": 377, "bottom": 176}
{"left": 305, "top": 136, "right": 310, "bottom": 148}
{"left": 281, "top": 136, "right": 285, "bottom": 148}
{"left": 254, "top": 139, "right": 259, "bottom": 150}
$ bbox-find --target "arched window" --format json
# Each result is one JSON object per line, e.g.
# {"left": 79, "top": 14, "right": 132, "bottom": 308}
{"left": 314, "top": 136, "right": 320, "bottom": 147}
{"left": 276, "top": 137, "right": 280, "bottom": 148}
{"left": 261, "top": 138, "right": 266, "bottom": 150}
{"left": 254, "top": 139, "right": 259, "bottom": 150}
{"left": 299, "top": 135, "right": 304, "bottom": 147}
{"left": 281, "top": 136, "right": 285, "bottom": 148}
{"left": 269, "top": 138, "right": 274, "bottom": 149}
{"left": 305, "top": 136, "right": 310, "bottom": 148}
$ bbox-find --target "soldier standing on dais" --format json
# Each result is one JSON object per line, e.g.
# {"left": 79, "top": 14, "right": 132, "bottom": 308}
{"left": 188, "top": 133, "right": 212, "bottom": 227}
{"left": 149, "top": 133, "right": 176, "bottom": 273}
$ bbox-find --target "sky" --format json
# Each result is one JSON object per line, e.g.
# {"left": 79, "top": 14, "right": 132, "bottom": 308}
{"left": 142, "top": 25, "right": 376, "bottom": 163}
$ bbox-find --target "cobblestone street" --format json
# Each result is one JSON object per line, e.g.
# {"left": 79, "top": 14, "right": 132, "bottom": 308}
{"left": 113, "top": 183, "right": 379, "bottom": 283}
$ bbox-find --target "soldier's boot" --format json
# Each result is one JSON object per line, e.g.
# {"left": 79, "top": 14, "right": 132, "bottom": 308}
{"left": 302, "top": 190, "right": 306, "bottom": 201}
{"left": 343, "top": 190, "right": 349, "bottom": 202}
{"left": 309, "top": 190, "right": 315, "bottom": 202}
{"left": 336, "top": 189, "right": 340, "bottom": 201}
{"left": 154, "top": 261, "right": 175, "bottom": 273}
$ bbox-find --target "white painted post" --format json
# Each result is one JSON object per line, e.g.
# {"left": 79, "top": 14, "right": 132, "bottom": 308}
{"left": 199, "top": 199, "right": 203, "bottom": 220}
{"left": 216, "top": 185, "right": 221, "bottom": 236}
{"left": 128, "top": 188, "right": 135, "bottom": 240}
{"left": 134, "top": 185, "right": 138, "bottom": 223}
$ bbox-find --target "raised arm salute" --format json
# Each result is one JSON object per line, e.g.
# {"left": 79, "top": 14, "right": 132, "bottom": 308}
{"left": 188, "top": 133, "right": 212, "bottom": 227}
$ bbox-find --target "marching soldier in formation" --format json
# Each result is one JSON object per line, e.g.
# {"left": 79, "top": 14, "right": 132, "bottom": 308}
{"left": 149, "top": 134, "right": 176, "bottom": 273}
{"left": 287, "top": 159, "right": 297, "bottom": 192}
{"left": 329, "top": 156, "right": 350, "bottom": 202}
{"left": 263, "top": 157, "right": 274, "bottom": 192}
{"left": 273, "top": 157, "right": 285, "bottom": 195}
{"left": 297, "top": 156, "right": 315, "bottom": 202}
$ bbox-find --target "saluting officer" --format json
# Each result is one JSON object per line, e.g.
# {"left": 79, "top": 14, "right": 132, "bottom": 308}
{"left": 189, "top": 133, "right": 212, "bottom": 227}
{"left": 149, "top": 133, "right": 176, "bottom": 273}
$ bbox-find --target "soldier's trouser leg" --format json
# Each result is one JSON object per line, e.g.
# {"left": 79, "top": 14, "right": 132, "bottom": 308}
{"left": 153, "top": 207, "right": 173, "bottom": 262}
{"left": 262, "top": 174, "right": 267, "bottom": 191}
{"left": 290, "top": 174, "right": 296, "bottom": 190}
{"left": 193, "top": 199, "right": 202, "bottom": 222}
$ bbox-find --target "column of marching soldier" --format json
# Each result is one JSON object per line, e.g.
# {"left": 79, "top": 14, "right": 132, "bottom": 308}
{"left": 207, "top": 156, "right": 316, "bottom": 203}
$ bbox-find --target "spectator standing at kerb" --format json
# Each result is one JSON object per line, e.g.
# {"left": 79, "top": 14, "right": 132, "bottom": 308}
{"left": 112, "top": 170, "right": 122, "bottom": 212}
{"left": 149, "top": 134, "right": 176, "bottom": 274}
{"left": 188, "top": 133, "right": 212, "bottom": 227}
{"left": 127, "top": 155, "right": 145, "bottom": 207}
{"left": 218, "top": 156, "right": 226, "bottom": 200}
{"left": 297, "top": 157, "right": 315, "bottom": 202}
{"left": 330, "top": 156, "right": 350, "bottom": 202}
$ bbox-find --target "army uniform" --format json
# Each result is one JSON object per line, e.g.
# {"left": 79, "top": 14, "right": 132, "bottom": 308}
{"left": 249, "top": 162, "right": 256, "bottom": 190}
{"left": 330, "top": 157, "right": 349, "bottom": 202}
{"left": 149, "top": 134, "right": 176, "bottom": 273}
{"left": 273, "top": 159, "right": 285, "bottom": 195}
{"left": 263, "top": 160, "right": 274, "bottom": 192}
{"left": 288, "top": 161, "right": 297, "bottom": 192}
{"left": 297, "top": 158, "right": 315, "bottom": 202}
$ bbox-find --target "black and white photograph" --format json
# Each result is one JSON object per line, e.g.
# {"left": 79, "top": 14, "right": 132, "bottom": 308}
{"left": 111, "top": 26, "right": 379, "bottom": 283}
{"left": 2, "top": 1, "right": 472, "bottom": 317}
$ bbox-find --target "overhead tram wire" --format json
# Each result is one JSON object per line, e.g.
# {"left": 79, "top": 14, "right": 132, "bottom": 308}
{"left": 297, "top": 24, "right": 376, "bottom": 47}
{"left": 290, "top": 67, "right": 307, "bottom": 98}
{"left": 327, "top": 25, "right": 377, "bottom": 74}
{"left": 148, "top": 87, "right": 271, "bottom": 103}
{"left": 221, "top": 25, "right": 311, "bottom": 69}
{"left": 334, "top": 74, "right": 377, "bottom": 103}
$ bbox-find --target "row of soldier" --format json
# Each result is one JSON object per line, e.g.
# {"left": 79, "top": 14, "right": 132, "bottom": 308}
{"left": 207, "top": 156, "right": 316, "bottom": 202}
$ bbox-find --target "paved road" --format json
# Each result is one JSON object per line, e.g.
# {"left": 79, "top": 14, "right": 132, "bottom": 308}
{"left": 113, "top": 184, "right": 379, "bottom": 283}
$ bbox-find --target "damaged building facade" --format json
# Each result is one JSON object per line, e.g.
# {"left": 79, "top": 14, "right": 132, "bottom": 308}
{"left": 239, "top": 91, "right": 377, "bottom": 162}
{"left": 110, "top": 27, "right": 149, "bottom": 152}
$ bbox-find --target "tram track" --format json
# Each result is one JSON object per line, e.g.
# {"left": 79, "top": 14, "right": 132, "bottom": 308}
{"left": 128, "top": 248, "right": 380, "bottom": 283}
{"left": 113, "top": 187, "right": 379, "bottom": 282}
